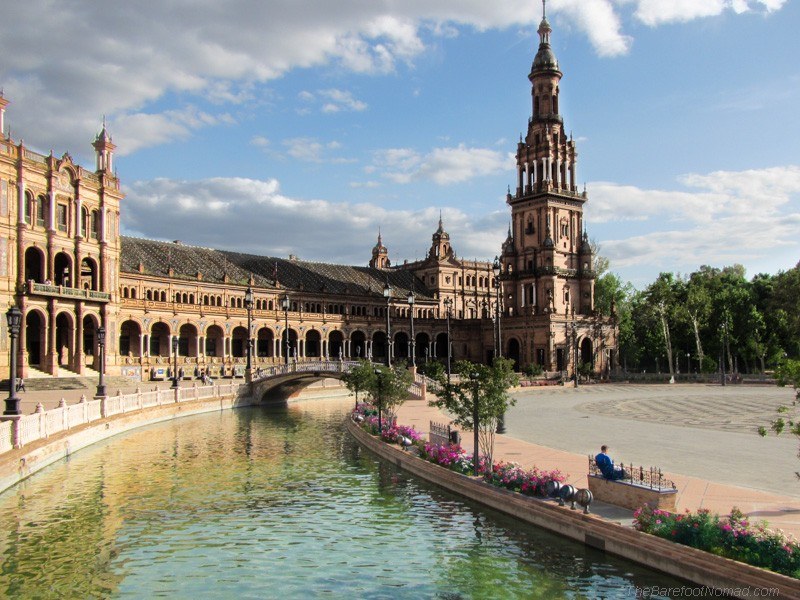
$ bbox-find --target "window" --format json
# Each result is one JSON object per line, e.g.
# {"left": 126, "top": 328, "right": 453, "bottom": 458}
{"left": 90, "top": 210, "right": 99, "bottom": 239}
{"left": 81, "top": 206, "right": 88, "bottom": 237}
{"left": 56, "top": 204, "right": 68, "bottom": 232}
{"left": 24, "top": 195, "right": 31, "bottom": 224}
{"left": 36, "top": 197, "right": 46, "bottom": 227}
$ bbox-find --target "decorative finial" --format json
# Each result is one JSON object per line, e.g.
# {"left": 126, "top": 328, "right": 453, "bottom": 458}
{"left": 543, "top": 0, "right": 547, "bottom": 19}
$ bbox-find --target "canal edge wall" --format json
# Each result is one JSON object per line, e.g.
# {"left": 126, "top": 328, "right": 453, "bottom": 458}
{"left": 346, "top": 419, "right": 800, "bottom": 599}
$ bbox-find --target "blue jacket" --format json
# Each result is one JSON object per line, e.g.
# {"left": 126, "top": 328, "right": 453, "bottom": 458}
{"left": 595, "top": 452, "right": 614, "bottom": 479}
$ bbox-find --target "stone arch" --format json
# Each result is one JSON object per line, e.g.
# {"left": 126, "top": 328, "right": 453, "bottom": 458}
{"left": 25, "top": 309, "right": 46, "bottom": 367}
{"left": 507, "top": 338, "right": 521, "bottom": 372}
{"left": 179, "top": 323, "right": 198, "bottom": 357}
{"left": 580, "top": 337, "right": 593, "bottom": 367}
{"left": 149, "top": 321, "right": 171, "bottom": 358}
{"left": 82, "top": 314, "right": 101, "bottom": 369}
{"left": 256, "top": 327, "right": 274, "bottom": 357}
{"left": 205, "top": 324, "right": 224, "bottom": 357}
{"left": 305, "top": 330, "right": 321, "bottom": 358}
{"left": 415, "top": 332, "right": 430, "bottom": 362}
{"left": 434, "top": 332, "right": 449, "bottom": 360}
{"left": 80, "top": 256, "right": 99, "bottom": 291}
{"left": 351, "top": 330, "right": 367, "bottom": 359}
{"left": 119, "top": 319, "right": 142, "bottom": 357}
{"left": 231, "top": 325, "right": 248, "bottom": 358}
{"left": 54, "top": 252, "right": 72, "bottom": 287}
{"left": 328, "top": 330, "right": 344, "bottom": 359}
{"left": 54, "top": 311, "right": 74, "bottom": 368}
{"left": 372, "top": 331, "right": 388, "bottom": 362}
{"left": 24, "top": 246, "right": 45, "bottom": 283}
{"left": 394, "top": 331, "right": 410, "bottom": 359}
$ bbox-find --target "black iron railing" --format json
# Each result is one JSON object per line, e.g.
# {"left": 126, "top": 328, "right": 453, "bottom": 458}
{"left": 588, "top": 455, "right": 676, "bottom": 491}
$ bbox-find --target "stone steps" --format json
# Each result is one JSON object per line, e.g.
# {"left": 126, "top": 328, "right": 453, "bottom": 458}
{"left": 0, "top": 375, "right": 138, "bottom": 392}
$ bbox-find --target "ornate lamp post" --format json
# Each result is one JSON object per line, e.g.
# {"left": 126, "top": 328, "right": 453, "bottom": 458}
{"left": 571, "top": 323, "right": 579, "bottom": 388}
{"left": 171, "top": 334, "right": 179, "bottom": 389}
{"left": 470, "top": 371, "right": 480, "bottom": 476}
{"left": 492, "top": 256, "right": 502, "bottom": 359}
{"left": 383, "top": 279, "right": 392, "bottom": 367}
{"left": 95, "top": 326, "right": 107, "bottom": 397}
{"left": 244, "top": 286, "right": 253, "bottom": 381}
{"left": 492, "top": 258, "right": 506, "bottom": 434}
{"left": 374, "top": 367, "right": 383, "bottom": 434}
{"left": 407, "top": 289, "right": 415, "bottom": 367}
{"left": 281, "top": 294, "right": 290, "bottom": 366}
{"left": 4, "top": 307, "right": 22, "bottom": 416}
{"left": 443, "top": 297, "right": 452, "bottom": 382}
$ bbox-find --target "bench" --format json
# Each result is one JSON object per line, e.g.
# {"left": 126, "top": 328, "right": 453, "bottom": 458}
{"left": 587, "top": 456, "right": 678, "bottom": 512}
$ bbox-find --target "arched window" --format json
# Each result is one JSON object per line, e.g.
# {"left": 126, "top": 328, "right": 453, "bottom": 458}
{"left": 90, "top": 210, "right": 100, "bottom": 239}
{"left": 35, "top": 196, "right": 46, "bottom": 227}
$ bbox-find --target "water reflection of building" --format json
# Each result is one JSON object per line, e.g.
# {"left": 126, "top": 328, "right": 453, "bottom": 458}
{"left": 0, "top": 8, "right": 615, "bottom": 382}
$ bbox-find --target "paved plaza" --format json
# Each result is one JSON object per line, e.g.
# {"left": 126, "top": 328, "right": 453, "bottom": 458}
{"left": 397, "top": 382, "right": 800, "bottom": 538}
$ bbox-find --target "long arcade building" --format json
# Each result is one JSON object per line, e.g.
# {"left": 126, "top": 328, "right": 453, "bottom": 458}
{"left": 0, "top": 9, "right": 616, "bottom": 383}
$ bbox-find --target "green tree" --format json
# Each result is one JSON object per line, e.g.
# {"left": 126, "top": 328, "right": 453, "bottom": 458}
{"left": 371, "top": 361, "right": 414, "bottom": 424}
{"left": 341, "top": 359, "right": 376, "bottom": 407}
{"left": 429, "top": 358, "right": 518, "bottom": 473}
{"left": 759, "top": 359, "right": 800, "bottom": 478}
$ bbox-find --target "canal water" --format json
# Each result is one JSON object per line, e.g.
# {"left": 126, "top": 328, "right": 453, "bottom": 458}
{"left": 0, "top": 399, "right": 699, "bottom": 599}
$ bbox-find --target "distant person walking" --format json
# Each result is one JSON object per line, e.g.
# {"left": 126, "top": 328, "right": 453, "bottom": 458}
{"left": 16, "top": 377, "right": 26, "bottom": 392}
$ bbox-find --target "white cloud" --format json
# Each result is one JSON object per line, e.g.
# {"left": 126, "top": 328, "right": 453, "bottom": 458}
{"left": 280, "top": 137, "right": 356, "bottom": 164}
{"left": 588, "top": 165, "right": 800, "bottom": 280}
{"left": 633, "top": 0, "right": 786, "bottom": 26}
{"left": 0, "top": 0, "right": 784, "bottom": 158}
{"left": 377, "top": 144, "right": 513, "bottom": 185}
{"left": 122, "top": 176, "right": 506, "bottom": 263}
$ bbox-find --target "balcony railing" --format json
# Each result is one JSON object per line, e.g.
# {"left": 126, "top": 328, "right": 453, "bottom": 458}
{"left": 26, "top": 281, "right": 111, "bottom": 302}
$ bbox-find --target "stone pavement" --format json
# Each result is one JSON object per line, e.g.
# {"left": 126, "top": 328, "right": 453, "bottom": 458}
{"left": 396, "top": 383, "right": 800, "bottom": 539}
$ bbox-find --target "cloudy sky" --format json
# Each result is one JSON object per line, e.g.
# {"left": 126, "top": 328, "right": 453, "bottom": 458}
{"left": 2, "top": 0, "right": 797, "bottom": 287}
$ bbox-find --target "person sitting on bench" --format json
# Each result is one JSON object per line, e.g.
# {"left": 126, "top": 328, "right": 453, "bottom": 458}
{"left": 595, "top": 444, "right": 627, "bottom": 480}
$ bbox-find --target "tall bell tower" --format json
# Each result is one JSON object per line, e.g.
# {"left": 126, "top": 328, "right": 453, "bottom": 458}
{"left": 501, "top": 0, "right": 593, "bottom": 318}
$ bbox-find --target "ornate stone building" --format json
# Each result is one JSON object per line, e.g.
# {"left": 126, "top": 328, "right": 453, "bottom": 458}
{"left": 0, "top": 6, "right": 615, "bottom": 383}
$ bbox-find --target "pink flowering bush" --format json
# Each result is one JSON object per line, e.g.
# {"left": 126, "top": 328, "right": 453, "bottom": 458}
{"left": 419, "top": 442, "right": 468, "bottom": 470}
{"left": 381, "top": 424, "right": 422, "bottom": 444}
{"left": 484, "top": 461, "right": 566, "bottom": 495}
{"left": 634, "top": 505, "right": 800, "bottom": 578}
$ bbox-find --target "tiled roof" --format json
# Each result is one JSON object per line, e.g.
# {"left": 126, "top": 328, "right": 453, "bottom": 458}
{"left": 120, "top": 236, "right": 434, "bottom": 300}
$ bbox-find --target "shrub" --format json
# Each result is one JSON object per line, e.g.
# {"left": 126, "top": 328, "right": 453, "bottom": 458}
{"left": 634, "top": 505, "right": 800, "bottom": 578}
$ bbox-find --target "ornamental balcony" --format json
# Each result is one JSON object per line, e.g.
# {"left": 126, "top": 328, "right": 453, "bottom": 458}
{"left": 25, "top": 281, "right": 111, "bottom": 302}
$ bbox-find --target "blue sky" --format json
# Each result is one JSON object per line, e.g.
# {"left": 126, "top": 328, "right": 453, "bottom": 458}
{"left": 1, "top": 0, "right": 797, "bottom": 288}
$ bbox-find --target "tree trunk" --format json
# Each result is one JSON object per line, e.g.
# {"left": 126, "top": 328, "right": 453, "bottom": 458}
{"left": 659, "top": 308, "right": 674, "bottom": 377}
{"left": 689, "top": 311, "right": 705, "bottom": 368}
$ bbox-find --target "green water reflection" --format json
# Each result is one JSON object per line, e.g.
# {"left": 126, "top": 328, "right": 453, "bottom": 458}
{"left": 0, "top": 399, "right": 698, "bottom": 598}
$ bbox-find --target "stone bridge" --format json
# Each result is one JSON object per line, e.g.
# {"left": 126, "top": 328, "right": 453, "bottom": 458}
{"left": 247, "top": 360, "right": 425, "bottom": 404}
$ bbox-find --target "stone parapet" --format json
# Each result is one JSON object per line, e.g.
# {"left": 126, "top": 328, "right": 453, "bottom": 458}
{"left": 587, "top": 474, "right": 678, "bottom": 512}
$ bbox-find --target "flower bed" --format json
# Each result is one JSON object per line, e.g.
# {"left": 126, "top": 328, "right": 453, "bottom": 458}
{"left": 634, "top": 505, "right": 800, "bottom": 578}
{"left": 351, "top": 405, "right": 567, "bottom": 498}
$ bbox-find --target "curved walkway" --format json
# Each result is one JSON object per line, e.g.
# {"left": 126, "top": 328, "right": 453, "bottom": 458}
{"left": 396, "top": 383, "right": 800, "bottom": 539}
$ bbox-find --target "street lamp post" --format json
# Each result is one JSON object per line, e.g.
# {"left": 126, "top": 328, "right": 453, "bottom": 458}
{"left": 374, "top": 367, "right": 383, "bottom": 435}
{"left": 492, "top": 257, "right": 502, "bottom": 359}
{"left": 171, "top": 334, "right": 179, "bottom": 389}
{"left": 443, "top": 297, "right": 452, "bottom": 382}
{"left": 686, "top": 352, "right": 691, "bottom": 376}
{"left": 407, "top": 290, "right": 415, "bottom": 367}
{"left": 95, "top": 326, "right": 107, "bottom": 397}
{"left": 383, "top": 280, "right": 392, "bottom": 367}
{"left": 571, "top": 323, "right": 579, "bottom": 388}
{"left": 470, "top": 371, "right": 480, "bottom": 476}
{"left": 281, "top": 294, "right": 290, "bottom": 366}
{"left": 4, "top": 307, "right": 22, "bottom": 416}
{"left": 244, "top": 286, "right": 253, "bottom": 382}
